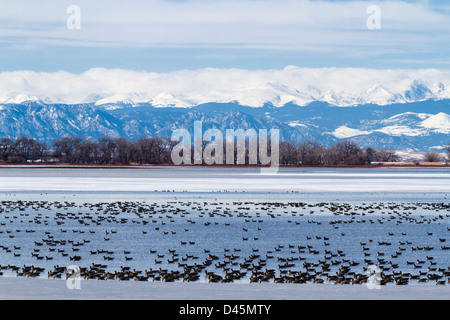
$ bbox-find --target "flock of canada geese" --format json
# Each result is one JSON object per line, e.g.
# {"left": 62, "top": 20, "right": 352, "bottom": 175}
{"left": 0, "top": 198, "right": 448, "bottom": 286}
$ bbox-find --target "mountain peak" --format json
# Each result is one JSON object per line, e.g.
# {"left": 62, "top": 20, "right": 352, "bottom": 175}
{"left": 357, "top": 85, "right": 395, "bottom": 105}
{"left": 404, "top": 80, "right": 433, "bottom": 101}
{"left": 4, "top": 93, "right": 43, "bottom": 104}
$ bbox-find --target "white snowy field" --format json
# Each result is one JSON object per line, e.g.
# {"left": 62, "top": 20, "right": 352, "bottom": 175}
{"left": 0, "top": 166, "right": 449, "bottom": 193}
{"left": 1, "top": 278, "right": 449, "bottom": 300}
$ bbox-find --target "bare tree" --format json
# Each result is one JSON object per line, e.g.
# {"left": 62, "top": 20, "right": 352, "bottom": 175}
{"left": 52, "top": 136, "right": 82, "bottom": 163}
{"left": 75, "top": 139, "right": 98, "bottom": 164}
{"left": 138, "top": 136, "right": 170, "bottom": 164}
{"left": 365, "top": 147, "right": 398, "bottom": 164}
{"left": 97, "top": 136, "right": 117, "bottom": 164}
{"left": 0, "top": 137, "right": 13, "bottom": 162}
{"left": 372, "top": 149, "right": 400, "bottom": 163}
{"left": 30, "top": 140, "right": 47, "bottom": 161}
{"left": 9, "top": 136, "right": 47, "bottom": 163}
{"left": 423, "top": 151, "right": 443, "bottom": 162}
{"left": 322, "top": 145, "right": 340, "bottom": 165}
{"left": 365, "top": 147, "right": 375, "bottom": 164}
{"left": 334, "top": 140, "right": 364, "bottom": 164}
{"left": 298, "top": 141, "right": 324, "bottom": 165}
{"left": 279, "top": 141, "right": 299, "bottom": 165}
{"left": 114, "top": 137, "right": 132, "bottom": 165}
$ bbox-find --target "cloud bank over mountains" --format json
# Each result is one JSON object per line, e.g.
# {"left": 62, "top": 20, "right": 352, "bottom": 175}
{"left": 0, "top": 67, "right": 449, "bottom": 108}
{"left": 1, "top": 1, "right": 450, "bottom": 71}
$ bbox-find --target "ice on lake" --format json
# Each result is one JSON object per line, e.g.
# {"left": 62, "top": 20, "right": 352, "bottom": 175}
{"left": 0, "top": 166, "right": 449, "bottom": 193}
{"left": 0, "top": 166, "right": 448, "bottom": 299}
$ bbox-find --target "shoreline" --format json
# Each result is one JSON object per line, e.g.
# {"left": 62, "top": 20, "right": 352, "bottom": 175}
{"left": 0, "top": 163, "right": 449, "bottom": 169}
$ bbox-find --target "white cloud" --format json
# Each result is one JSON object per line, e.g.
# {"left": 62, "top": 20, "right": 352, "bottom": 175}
{"left": 1, "top": 66, "right": 449, "bottom": 107}
{"left": 0, "top": 0, "right": 448, "bottom": 53}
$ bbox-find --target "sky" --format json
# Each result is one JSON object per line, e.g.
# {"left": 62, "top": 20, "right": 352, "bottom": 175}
{"left": 0, "top": 0, "right": 449, "bottom": 73}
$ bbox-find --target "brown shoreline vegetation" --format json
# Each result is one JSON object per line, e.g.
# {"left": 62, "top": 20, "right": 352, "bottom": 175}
{"left": 0, "top": 135, "right": 449, "bottom": 166}
{"left": 0, "top": 163, "right": 449, "bottom": 170}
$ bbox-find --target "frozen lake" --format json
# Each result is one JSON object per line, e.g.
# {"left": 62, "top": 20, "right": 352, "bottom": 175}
{"left": 0, "top": 166, "right": 449, "bottom": 194}
{"left": 0, "top": 166, "right": 448, "bottom": 299}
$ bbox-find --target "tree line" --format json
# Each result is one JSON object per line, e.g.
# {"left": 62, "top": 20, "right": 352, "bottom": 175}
{"left": 279, "top": 140, "right": 401, "bottom": 165}
{"left": 0, "top": 136, "right": 172, "bottom": 165}
{"left": 0, "top": 135, "right": 448, "bottom": 165}
{"left": 280, "top": 140, "right": 449, "bottom": 165}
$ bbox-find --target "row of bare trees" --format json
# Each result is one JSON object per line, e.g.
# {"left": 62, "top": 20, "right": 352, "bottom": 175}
{"left": 51, "top": 136, "right": 172, "bottom": 165}
{"left": 279, "top": 140, "right": 401, "bottom": 165}
{"left": 0, "top": 136, "right": 47, "bottom": 163}
{"left": 0, "top": 136, "right": 172, "bottom": 164}
{"left": 0, "top": 135, "right": 448, "bottom": 165}
{"left": 422, "top": 151, "right": 448, "bottom": 163}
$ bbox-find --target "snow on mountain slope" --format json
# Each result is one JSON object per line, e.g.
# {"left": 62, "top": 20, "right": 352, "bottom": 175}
{"left": 420, "top": 112, "right": 450, "bottom": 133}
{"left": 374, "top": 125, "right": 428, "bottom": 137}
{"left": 3, "top": 94, "right": 42, "bottom": 104}
{"left": 0, "top": 67, "right": 449, "bottom": 108}
{"left": 388, "top": 112, "right": 430, "bottom": 121}
{"left": 356, "top": 85, "right": 397, "bottom": 105}
{"left": 327, "top": 126, "right": 372, "bottom": 139}
{"left": 287, "top": 121, "right": 308, "bottom": 128}
{"left": 94, "top": 93, "right": 147, "bottom": 106}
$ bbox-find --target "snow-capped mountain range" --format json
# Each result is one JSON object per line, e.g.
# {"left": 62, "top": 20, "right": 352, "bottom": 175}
{"left": 0, "top": 67, "right": 449, "bottom": 152}
{"left": 0, "top": 67, "right": 449, "bottom": 108}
